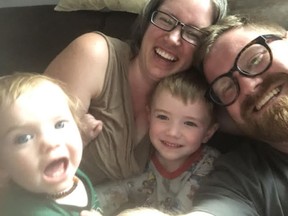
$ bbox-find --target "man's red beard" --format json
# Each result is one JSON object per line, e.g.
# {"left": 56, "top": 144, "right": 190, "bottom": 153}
{"left": 237, "top": 73, "right": 288, "bottom": 144}
{"left": 240, "top": 96, "right": 288, "bottom": 143}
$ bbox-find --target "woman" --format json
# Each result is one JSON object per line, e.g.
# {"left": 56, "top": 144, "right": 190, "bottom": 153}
{"left": 44, "top": 0, "right": 227, "bottom": 185}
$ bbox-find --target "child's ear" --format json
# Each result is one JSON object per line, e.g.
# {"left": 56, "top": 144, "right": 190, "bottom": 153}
{"left": 202, "top": 123, "right": 219, "bottom": 143}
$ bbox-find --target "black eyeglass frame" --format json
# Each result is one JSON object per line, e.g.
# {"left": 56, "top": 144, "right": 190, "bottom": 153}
{"left": 150, "top": 10, "right": 204, "bottom": 46}
{"left": 206, "top": 34, "right": 282, "bottom": 106}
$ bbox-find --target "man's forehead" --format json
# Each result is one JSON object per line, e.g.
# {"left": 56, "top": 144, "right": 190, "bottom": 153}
{"left": 212, "top": 28, "right": 261, "bottom": 53}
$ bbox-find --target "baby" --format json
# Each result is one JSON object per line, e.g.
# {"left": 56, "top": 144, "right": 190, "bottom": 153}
{"left": 0, "top": 72, "right": 102, "bottom": 215}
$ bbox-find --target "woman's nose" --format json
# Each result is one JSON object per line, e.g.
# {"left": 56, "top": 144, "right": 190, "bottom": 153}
{"left": 166, "top": 27, "right": 182, "bottom": 45}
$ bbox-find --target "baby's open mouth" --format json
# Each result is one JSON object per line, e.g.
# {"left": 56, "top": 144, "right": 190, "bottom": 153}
{"left": 44, "top": 158, "right": 68, "bottom": 178}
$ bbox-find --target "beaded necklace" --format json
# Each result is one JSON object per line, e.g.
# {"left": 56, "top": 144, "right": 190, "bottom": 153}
{"left": 46, "top": 176, "right": 78, "bottom": 199}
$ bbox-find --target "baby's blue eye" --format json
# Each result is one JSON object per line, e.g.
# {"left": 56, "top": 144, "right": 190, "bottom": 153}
{"left": 55, "top": 120, "right": 66, "bottom": 129}
{"left": 16, "top": 134, "right": 34, "bottom": 144}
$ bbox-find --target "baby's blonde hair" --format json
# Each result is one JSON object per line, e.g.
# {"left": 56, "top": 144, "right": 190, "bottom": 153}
{"left": 0, "top": 72, "right": 82, "bottom": 127}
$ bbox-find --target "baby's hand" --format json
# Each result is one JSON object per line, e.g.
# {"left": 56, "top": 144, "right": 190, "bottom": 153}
{"left": 81, "top": 113, "right": 103, "bottom": 147}
{"left": 80, "top": 209, "right": 102, "bottom": 216}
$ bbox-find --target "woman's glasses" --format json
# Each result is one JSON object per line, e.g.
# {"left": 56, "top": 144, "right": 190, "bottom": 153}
{"left": 150, "top": 10, "right": 204, "bottom": 46}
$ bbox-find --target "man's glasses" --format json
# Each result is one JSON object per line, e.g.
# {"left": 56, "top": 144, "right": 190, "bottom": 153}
{"left": 206, "top": 34, "right": 283, "bottom": 106}
{"left": 150, "top": 10, "right": 204, "bottom": 46}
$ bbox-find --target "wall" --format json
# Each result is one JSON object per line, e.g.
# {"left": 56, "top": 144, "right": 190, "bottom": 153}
{"left": 0, "top": 0, "right": 58, "bottom": 8}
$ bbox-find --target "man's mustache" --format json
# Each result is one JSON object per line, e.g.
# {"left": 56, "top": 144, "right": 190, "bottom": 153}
{"left": 241, "top": 72, "right": 288, "bottom": 116}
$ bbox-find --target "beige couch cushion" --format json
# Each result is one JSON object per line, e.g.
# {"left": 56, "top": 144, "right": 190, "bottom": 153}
{"left": 55, "top": 0, "right": 150, "bottom": 14}
{"left": 229, "top": 0, "right": 288, "bottom": 28}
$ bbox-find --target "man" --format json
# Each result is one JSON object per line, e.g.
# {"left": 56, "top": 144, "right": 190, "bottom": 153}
{"left": 189, "top": 15, "right": 288, "bottom": 216}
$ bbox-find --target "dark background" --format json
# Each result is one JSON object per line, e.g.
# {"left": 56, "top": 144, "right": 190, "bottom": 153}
{"left": 0, "top": 5, "right": 137, "bottom": 75}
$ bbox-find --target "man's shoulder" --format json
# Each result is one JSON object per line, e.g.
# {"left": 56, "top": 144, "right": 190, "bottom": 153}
{"left": 215, "top": 138, "right": 271, "bottom": 169}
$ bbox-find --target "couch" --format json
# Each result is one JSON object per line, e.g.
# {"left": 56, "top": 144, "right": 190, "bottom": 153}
{"left": 0, "top": 5, "right": 137, "bottom": 75}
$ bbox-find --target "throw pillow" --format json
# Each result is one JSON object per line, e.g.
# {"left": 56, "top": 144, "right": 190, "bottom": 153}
{"left": 229, "top": 0, "right": 288, "bottom": 28}
{"left": 54, "top": 0, "right": 150, "bottom": 14}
